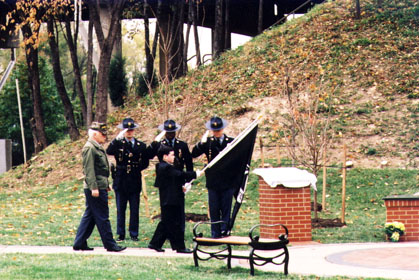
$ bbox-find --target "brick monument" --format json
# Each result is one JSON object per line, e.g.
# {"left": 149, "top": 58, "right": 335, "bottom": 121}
{"left": 254, "top": 168, "right": 316, "bottom": 242}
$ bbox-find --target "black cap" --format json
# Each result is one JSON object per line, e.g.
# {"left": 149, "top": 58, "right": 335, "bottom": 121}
{"left": 117, "top": 118, "right": 139, "bottom": 130}
{"left": 158, "top": 119, "right": 181, "bottom": 132}
{"left": 205, "top": 116, "right": 228, "bottom": 131}
{"left": 90, "top": 122, "right": 108, "bottom": 135}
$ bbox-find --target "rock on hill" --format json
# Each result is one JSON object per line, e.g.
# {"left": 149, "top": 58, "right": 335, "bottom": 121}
{"left": 0, "top": 0, "right": 417, "bottom": 190}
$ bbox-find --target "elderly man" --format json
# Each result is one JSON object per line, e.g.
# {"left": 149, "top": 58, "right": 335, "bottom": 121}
{"left": 106, "top": 118, "right": 149, "bottom": 241}
{"left": 73, "top": 122, "right": 126, "bottom": 252}
{"left": 192, "top": 116, "right": 235, "bottom": 238}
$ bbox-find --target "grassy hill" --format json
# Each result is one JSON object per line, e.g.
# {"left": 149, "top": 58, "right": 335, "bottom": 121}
{"left": 0, "top": 0, "right": 417, "bottom": 248}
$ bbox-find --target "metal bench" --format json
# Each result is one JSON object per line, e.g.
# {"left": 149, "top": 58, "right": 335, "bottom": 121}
{"left": 192, "top": 221, "right": 289, "bottom": 276}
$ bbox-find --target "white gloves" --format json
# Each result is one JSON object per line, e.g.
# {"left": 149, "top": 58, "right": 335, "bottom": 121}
{"left": 200, "top": 130, "right": 210, "bottom": 143}
{"left": 116, "top": 128, "right": 128, "bottom": 140}
{"left": 183, "top": 182, "right": 192, "bottom": 194}
{"left": 196, "top": 169, "right": 204, "bottom": 177}
{"left": 155, "top": 130, "right": 166, "bottom": 142}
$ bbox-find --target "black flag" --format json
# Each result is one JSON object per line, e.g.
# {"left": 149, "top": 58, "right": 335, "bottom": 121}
{"left": 205, "top": 121, "right": 259, "bottom": 233}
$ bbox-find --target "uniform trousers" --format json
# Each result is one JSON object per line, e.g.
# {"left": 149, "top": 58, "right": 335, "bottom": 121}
{"left": 149, "top": 205, "right": 185, "bottom": 250}
{"left": 115, "top": 189, "right": 140, "bottom": 238}
{"left": 74, "top": 189, "right": 117, "bottom": 250}
{"left": 208, "top": 187, "right": 235, "bottom": 238}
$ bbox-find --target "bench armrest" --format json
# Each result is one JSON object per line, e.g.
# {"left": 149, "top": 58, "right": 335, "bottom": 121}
{"left": 248, "top": 223, "right": 289, "bottom": 242}
{"left": 193, "top": 220, "right": 228, "bottom": 238}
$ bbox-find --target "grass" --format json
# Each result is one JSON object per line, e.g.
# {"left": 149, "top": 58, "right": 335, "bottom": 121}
{"left": 0, "top": 253, "right": 390, "bottom": 280}
{"left": 0, "top": 165, "right": 418, "bottom": 247}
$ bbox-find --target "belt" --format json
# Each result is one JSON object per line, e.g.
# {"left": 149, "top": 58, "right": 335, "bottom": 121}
{"left": 116, "top": 164, "right": 139, "bottom": 173}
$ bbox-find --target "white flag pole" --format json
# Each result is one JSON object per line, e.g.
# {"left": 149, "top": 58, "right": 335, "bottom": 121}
{"left": 16, "top": 79, "right": 27, "bottom": 163}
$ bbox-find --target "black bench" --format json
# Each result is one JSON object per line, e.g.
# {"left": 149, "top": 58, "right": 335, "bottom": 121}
{"left": 192, "top": 221, "right": 289, "bottom": 276}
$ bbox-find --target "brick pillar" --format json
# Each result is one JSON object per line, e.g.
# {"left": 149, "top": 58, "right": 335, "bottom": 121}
{"left": 384, "top": 196, "right": 419, "bottom": 241}
{"left": 258, "top": 176, "right": 312, "bottom": 242}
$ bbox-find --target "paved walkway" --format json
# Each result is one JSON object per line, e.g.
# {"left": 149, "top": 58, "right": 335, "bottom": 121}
{"left": 1, "top": 241, "right": 419, "bottom": 279}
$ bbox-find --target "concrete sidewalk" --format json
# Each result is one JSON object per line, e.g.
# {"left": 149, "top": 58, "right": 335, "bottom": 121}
{"left": 1, "top": 242, "right": 419, "bottom": 279}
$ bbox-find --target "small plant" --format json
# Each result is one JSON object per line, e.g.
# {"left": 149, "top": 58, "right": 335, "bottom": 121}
{"left": 385, "top": 221, "right": 405, "bottom": 242}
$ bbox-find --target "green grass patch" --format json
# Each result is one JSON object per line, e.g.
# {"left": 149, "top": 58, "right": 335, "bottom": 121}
{"left": 0, "top": 253, "right": 391, "bottom": 280}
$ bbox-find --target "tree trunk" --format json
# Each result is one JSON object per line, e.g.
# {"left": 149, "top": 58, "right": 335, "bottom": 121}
{"left": 144, "top": 0, "right": 155, "bottom": 84}
{"left": 64, "top": 20, "right": 87, "bottom": 126}
{"left": 224, "top": 0, "right": 231, "bottom": 50}
{"left": 258, "top": 0, "right": 264, "bottom": 34}
{"left": 192, "top": 1, "right": 201, "bottom": 67}
{"left": 86, "top": 19, "right": 94, "bottom": 127}
{"left": 22, "top": 24, "right": 48, "bottom": 153}
{"left": 213, "top": 0, "right": 223, "bottom": 59}
{"left": 47, "top": 20, "right": 80, "bottom": 141}
{"left": 88, "top": 0, "right": 126, "bottom": 123}
{"left": 355, "top": 0, "right": 361, "bottom": 19}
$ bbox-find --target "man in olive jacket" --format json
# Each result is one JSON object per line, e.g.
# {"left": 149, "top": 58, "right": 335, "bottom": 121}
{"left": 73, "top": 122, "right": 126, "bottom": 252}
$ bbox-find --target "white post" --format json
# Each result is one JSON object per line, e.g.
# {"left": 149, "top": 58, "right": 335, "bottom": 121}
{"left": 15, "top": 79, "right": 27, "bottom": 163}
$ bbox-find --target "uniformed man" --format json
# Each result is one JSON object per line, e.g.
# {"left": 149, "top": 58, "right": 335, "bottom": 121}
{"left": 192, "top": 116, "right": 235, "bottom": 238}
{"left": 148, "top": 119, "right": 193, "bottom": 172}
{"left": 106, "top": 118, "right": 149, "bottom": 241}
{"left": 148, "top": 119, "right": 193, "bottom": 232}
{"left": 73, "top": 122, "right": 126, "bottom": 252}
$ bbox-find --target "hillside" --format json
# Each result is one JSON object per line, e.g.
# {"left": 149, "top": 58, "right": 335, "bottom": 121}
{"left": 0, "top": 0, "right": 418, "bottom": 190}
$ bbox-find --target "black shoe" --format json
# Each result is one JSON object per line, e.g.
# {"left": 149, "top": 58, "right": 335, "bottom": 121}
{"left": 176, "top": 248, "right": 193, "bottom": 254}
{"left": 148, "top": 244, "right": 165, "bottom": 252}
{"left": 116, "top": 235, "right": 125, "bottom": 242}
{"left": 130, "top": 236, "right": 139, "bottom": 241}
{"left": 107, "top": 245, "right": 126, "bottom": 252}
{"left": 73, "top": 245, "right": 94, "bottom": 251}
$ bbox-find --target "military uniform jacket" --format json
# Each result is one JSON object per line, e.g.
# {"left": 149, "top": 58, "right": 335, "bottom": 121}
{"left": 82, "top": 139, "right": 110, "bottom": 190}
{"left": 154, "top": 162, "right": 196, "bottom": 207}
{"left": 148, "top": 138, "right": 193, "bottom": 172}
{"left": 106, "top": 137, "right": 149, "bottom": 193}
{"left": 191, "top": 134, "right": 234, "bottom": 190}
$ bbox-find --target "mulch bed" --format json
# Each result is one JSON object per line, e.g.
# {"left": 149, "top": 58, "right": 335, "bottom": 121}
{"left": 312, "top": 218, "right": 346, "bottom": 228}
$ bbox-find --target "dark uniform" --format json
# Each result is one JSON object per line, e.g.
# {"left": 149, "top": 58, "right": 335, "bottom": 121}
{"left": 73, "top": 122, "right": 125, "bottom": 252}
{"left": 148, "top": 119, "right": 193, "bottom": 172}
{"left": 106, "top": 118, "right": 149, "bottom": 241}
{"left": 148, "top": 147, "right": 196, "bottom": 253}
{"left": 148, "top": 119, "right": 193, "bottom": 232}
{"left": 192, "top": 116, "right": 234, "bottom": 238}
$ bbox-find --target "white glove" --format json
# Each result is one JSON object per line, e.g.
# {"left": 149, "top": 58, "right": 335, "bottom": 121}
{"left": 154, "top": 130, "right": 166, "bottom": 142}
{"left": 200, "top": 130, "right": 210, "bottom": 144}
{"left": 183, "top": 182, "right": 192, "bottom": 194}
{"left": 116, "top": 128, "right": 128, "bottom": 140}
{"left": 196, "top": 169, "right": 204, "bottom": 177}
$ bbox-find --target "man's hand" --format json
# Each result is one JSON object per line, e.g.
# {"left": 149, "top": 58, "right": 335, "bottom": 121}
{"left": 200, "top": 130, "right": 210, "bottom": 143}
{"left": 183, "top": 182, "right": 192, "bottom": 193}
{"left": 92, "top": 189, "right": 99, "bottom": 197}
{"left": 116, "top": 128, "right": 128, "bottom": 140}
{"left": 196, "top": 169, "right": 204, "bottom": 177}
{"left": 154, "top": 130, "right": 166, "bottom": 142}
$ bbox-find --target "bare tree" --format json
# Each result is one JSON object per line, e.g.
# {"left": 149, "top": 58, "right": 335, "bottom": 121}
{"left": 281, "top": 71, "right": 332, "bottom": 219}
{"left": 88, "top": 0, "right": 126, "bottom": 123}
{"left": 64, "top": 20, "right": 88, "bottom": 126}
{"left": 46, "top": 19, "right": 80, "bottom": 141}
{"left": 86, "top": 19, "right": 95, "bottom": 127}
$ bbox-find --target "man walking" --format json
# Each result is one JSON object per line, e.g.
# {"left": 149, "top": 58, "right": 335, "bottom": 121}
{"left": 73, "top": 122, "right": 126, "bottom": 252}
{"left": 106, "top": 118, "right": 149, "bottom": 241}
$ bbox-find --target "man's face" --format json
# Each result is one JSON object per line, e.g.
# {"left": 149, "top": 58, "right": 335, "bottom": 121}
{"left": 125, "top": 129, "right": 134, "bottom": 140}
{"left": 164, "top": 151, "right": 175, "bottom": 164}
{"left": 165, "top": 131, "right": 176, "bottom": 140}
{"left": 212, "top": 129, "right": 224, "bottom": 138}
{"left": 95, "top": 131, "right": 107, "bottom": 144}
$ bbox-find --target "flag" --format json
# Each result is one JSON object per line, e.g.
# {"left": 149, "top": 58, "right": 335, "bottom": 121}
{"left": 205, "top": 117, "right": 259, "bottom": 233}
